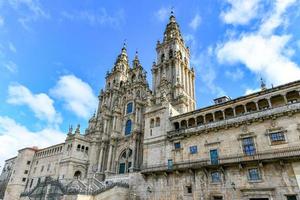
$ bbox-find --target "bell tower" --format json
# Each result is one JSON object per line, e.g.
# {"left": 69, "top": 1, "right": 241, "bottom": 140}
{"left": 152, "top": 12, "right": 196, "bottom": 113}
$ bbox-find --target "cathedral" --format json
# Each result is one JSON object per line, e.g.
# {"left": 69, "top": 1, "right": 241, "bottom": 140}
{"left": 1, "top": 12, "right": 300, "bottom": 200}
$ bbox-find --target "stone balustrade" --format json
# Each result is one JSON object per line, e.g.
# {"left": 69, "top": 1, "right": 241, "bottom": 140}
{"left": 142, "top": 145, "right": 300, "bottom": 174}
{"left": 168, "top": 102, "right": 300, "bottom": 139}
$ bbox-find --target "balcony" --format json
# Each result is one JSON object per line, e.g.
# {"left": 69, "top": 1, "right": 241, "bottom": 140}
{"left": 168, "top": 102, "right": 300, "bottom": 139}
{"left": 142, "top": 145, "right": 300, "bottom": 174}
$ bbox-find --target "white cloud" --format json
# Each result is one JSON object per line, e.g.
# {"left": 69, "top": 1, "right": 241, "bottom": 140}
{"left": 225, "top": 68, "right": 244, "bottom": 80}
{"left": 220, "top": 0, "right": 262, "bottom": 25}
{"left": 8, "top": 42, "right": 16, "bottom": 53}
{"left": 3, "top": 61, "right": 18, "bottom": 73}
{"left": 192, "top": 47, "right": 226, "bottom": 97}
{"left": 7, "top": 84, "right": 62, "bottom": 125}
{"left": 0, "top": 16, "right": 4, "bottom": 27}
{"left": 6, "top": 0, "right": 50, "bottom": 29}
{"left": 245, "top": 88, "right": 260, "bottom": 95}
{"left": 50, "top": 75, "right": 97, "bottom": 119}
{"left": 0, "top": 116, "right": 65, "bottom": 170}
{"left": 259, "top": 0, "right": 296, "bottom": 36}
{"left": 155, "top": 7, "right": 169, "bottom": 22}
{"left": 217, "top": 0, "right": 300, "bottom": 86}
{"left": 217, "top": 34, "right": 300, "bottom": 85}
{"left": 189, "top": 14, "right": 201, "bottom": 30}
{"left": 61, "top": 8, "right": 124, "bottom": 28}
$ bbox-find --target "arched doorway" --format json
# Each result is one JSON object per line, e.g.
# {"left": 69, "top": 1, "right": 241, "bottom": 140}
{"left": 118, "top": 149, "right": 133, "bottom": 174}
{"left": 74, "top": 171, "right": 82, "bottom": 179}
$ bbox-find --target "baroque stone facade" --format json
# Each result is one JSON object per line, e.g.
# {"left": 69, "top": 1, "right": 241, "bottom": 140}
{"left": 1, "top": 13, "right": 300, "bottom": 200}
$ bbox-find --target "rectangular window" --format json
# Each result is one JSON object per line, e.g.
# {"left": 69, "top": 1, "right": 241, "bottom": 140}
{"left": 126, "top": 102, "right": 133, "bottom": 114}
{"left": 286, "top": 195, "right": 297, "bottom": 200}
{"left": 119, "top": 163, "right": 125, "bottom": 174}
{"left": 270, "top": 132, "right": 285, "bottom": 142}
{"left": 47, "top": 164, "right": 51, "bottom": 171}
{"left": 41, "top": 166, "right": 44, "bottom": 172}
{"left": 168, "top": 159, "right": 173, "bottom": 170}
{"left": 211, "top": 171, "right": 221, "bottom": 183}
{"left": 189, "top": 146, "right": 198, "bottom": 154}
{"left": 174, "top": 142, "right": 181, "bottom": 149}
{"left": 24, "top": 170, "right": 28, "bottom": 174}
{"left": 27, "top": 161, "right": 31, "bottom": 165}
{"left": 210, "top": 149, "right": 219, "bottom": 165}
{"left": 22, "top": 178, "right": 26, "bottom": 182}
{"left": 213, "top": 197, "right": 223, "bottom": 200}
{"left": 186, "top": 186, "right": 192, "bottom": 194}
{"left": 242, "top": 137, "right": 256, "bottom": 156}
{"left": 248, "top": 168, "right": 261, "bottom": 181}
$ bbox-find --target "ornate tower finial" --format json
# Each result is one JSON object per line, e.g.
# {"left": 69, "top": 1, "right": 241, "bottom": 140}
{"left": 68, "top": 125, "right": 73, "bottom": 135}
{"left": 170, "top": 6, "right": 174, "bottom": 16}
{"left": 75, "top": 124, "right": 80, "bottom": 135}
{"left": 260, "top": 77, "right": 266, "bottom": 91}
{"left": 169, "top": 7, "right": 176, "bottom": 22}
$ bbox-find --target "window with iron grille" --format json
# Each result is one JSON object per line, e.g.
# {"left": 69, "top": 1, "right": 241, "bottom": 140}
{"left": 174, "top": 142, "right": 181, "bottom": 149}
{"left": 242, "top": 137, "right": 256, "bottom": 156}
{"left": 248, "top": 168, "right": 261, "bottom": 181}
{"left": 211, "top": 171, "right": 221, "bottom": 183}
{"left": 270, "top": 131, "right": 285, "bottom": 142}
{"left": 189, "top": 146, "right": 197, "bottom": 154}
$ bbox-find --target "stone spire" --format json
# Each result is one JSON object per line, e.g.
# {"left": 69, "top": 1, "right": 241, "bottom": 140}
{"left": 163, "top": 10, "right": 183, "bottom": 42}
{"left": 75, "top": 124, "right": 81, "bottom": 135}
{"left": 113, "top": 42, "right": 129, "bottom": 72}
{"left": 133, "top": 51, "right": 141, "bottom": 68}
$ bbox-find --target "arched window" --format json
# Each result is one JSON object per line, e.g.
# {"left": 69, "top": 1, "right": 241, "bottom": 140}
{"left": 156, "top": 117, "right": 160, "bottom": 127}
{"left": 161, "top": 54, "right": 165, "bottom": 62}
{"left": 169, "top": 49, "right": 173, "bottom": 59}
{"left": 125, "top": 120, "right": 132, "bottom": 135}
{"left": 126, "top": 102, "right": 133, "bottom": 114}
{"left": 74, "top": 171, "right": 82, "bottom": 179}
{"left": 150, "top": 119, "right": 155, "bottom": 128}
{"left": 131, "top": 74, "right": 136, "bottom": 82}
{"left": 118, "top": 149, "right": 132, "bottom": 174}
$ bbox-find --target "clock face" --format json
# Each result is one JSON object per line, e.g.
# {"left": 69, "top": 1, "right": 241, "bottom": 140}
{"left": 92, "top": 165, "right": 98, "bottom": 173}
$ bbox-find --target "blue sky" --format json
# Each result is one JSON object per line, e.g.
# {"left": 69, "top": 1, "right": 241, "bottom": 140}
{"left": 0, "top": 0, "right": 300, "bottom": 168}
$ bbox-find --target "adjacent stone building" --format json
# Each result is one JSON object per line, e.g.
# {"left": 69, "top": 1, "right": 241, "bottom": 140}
{"left": 0, "top": 12, "right": 300, "bottom": 200}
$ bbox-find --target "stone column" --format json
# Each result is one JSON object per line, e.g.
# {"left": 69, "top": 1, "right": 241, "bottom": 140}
{"left": 97, "top": 143, "right": 105, "bottom": 172}
{"left": 181, "top": 65, "right": 184, "bottom": 87}
{"left": 233, "top": 107, "right": 236, "bottom": 117}
{"left": 130, "top": 134, "right": 138, "bottom": 172}
{"left": 255, "top": 102, "right": 259, "bottom": 111}
{"left": 106, "top": 142, "right": 114, "bottom": 172}
{"left": 267, "top": 98, "right": 272, "bottom": 108}
{"left": 283, "top": 95, "right": 288, "bottom": 104}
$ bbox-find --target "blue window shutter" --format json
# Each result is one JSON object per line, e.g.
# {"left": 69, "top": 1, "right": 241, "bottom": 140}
{"left": 127, "top": 102, "right": 133, "bottom": 114}
{"left": 210, "top": 149, "right": 219, "bottom": 165}
{"left": 125, "top": 120, "right": 132, "bottom": 135}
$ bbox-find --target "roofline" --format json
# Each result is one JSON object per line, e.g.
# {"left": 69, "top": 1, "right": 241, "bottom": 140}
{"left": 35, "top": 142, "right": 65, "bottom": 152}
{"left": 170, "top": 79, "right": 300, "bottom": 120}
{"left": 5, "top": 156, "right": 17, "bottom": 162}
